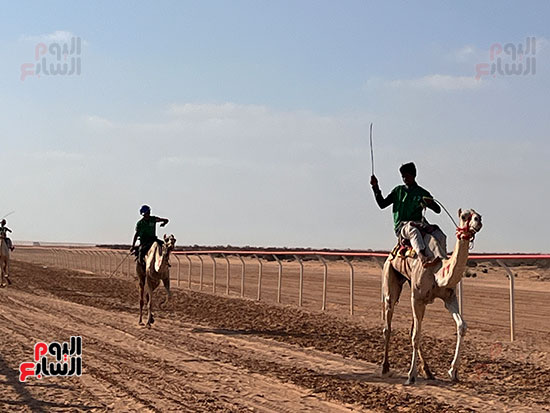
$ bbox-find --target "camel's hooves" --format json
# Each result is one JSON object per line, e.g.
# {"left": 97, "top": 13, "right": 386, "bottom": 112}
{"left": 6, "top": 278, "right": 11, "bottom": 285}
{"left": 146, "top": 324, "right": 151, "bottom": 329}
{"left": 448, "top": 370, "right": 460, "bottom": 383}
{"left": 404, "top": 377, "right": 416, "bottom": 386}
{"left": 138, "top": 321, "right": 144, "bottom": 326}
{"left": 0, "top": 284, "right": 5, "bottom": 288}
{"left": 381, "top": 364, "right": 390, "bottom": 376}
{"left": 422, "top": 369, "right": 435, "bottom": 380}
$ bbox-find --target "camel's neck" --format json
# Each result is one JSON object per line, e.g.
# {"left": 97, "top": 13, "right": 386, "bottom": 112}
{"left": 436, "top": 237, "right": 470, "bottom": 289}
{"left": 155, "top": 246, "right": 171, "bottom": 272}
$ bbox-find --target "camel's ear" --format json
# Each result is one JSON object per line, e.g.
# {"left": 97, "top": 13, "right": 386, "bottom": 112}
{"left": 163, "top": 234, "right": 168, "bottom": 241}
{"left": 457, "top": 208, "right": 462, "bottom": 218}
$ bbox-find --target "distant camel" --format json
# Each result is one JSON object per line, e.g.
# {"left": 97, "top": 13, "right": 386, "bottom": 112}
{"left": 137, "top": 234, "right": 176, "bottom": 328}
{"left": 0, "top": 235, "right": 11, "bottom": 287}
{"left": 381, "top": 209, "right": 483, "bottom": 385}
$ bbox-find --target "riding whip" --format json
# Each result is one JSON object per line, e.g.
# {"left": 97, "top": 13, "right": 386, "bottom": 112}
{"left": 109, "top": 251, "right": 133, "bottom": 278}
{"left": 369, "top": 123, "right": 375, "bottom": 176}
{"left": 0, "top": 210, "right": 15, "bottom": 219}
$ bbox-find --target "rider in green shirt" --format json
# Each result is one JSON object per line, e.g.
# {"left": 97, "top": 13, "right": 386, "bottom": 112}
{"left": 131, "top": 205, "right": 169, "bottom": 265}
{"left": 371, "top": 162, "right": 447, "bottom": 266}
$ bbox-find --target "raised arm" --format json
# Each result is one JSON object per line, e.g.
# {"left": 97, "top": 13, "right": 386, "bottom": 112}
{"left": 156, "top": 217, "right": 169, "bottom": 227}
{"left": 370, "top": 175, "right": 394, "bottom": 209}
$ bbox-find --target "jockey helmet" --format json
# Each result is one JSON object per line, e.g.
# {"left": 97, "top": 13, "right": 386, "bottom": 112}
{"left": 139, "top": 205, "right": 151, "bottom": 215}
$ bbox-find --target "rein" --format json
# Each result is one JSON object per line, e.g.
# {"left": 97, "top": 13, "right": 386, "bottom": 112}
{"left": 431, "top": 199, "right": 476, "bottom": 246}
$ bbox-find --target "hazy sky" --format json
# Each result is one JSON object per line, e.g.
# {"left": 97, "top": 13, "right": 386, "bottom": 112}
{"left": 1, "top": 1, "right": 549, "bottom": 252}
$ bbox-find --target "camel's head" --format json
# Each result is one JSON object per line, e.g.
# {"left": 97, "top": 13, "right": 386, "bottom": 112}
{"left": 163, "top": 234, "right": 176, "bottom": 252}
{"left": 457, "top": 209, "right": 483, "bottom": 240}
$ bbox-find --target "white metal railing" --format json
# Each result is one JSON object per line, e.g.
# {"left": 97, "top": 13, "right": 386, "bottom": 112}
{"left": 11, "top": 246, "right": 550, "bottom": 342}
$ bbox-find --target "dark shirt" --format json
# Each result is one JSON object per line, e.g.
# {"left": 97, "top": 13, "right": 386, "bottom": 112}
{"left": 135, "top": 216, "right": 159, "bottom": 244}
{"left": 373, "top": 183, "right": 440, "bottom": 234}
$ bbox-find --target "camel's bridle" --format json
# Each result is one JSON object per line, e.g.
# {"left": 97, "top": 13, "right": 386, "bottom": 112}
{"left": 456, "top": 215, "right": 477, "bottom": 243}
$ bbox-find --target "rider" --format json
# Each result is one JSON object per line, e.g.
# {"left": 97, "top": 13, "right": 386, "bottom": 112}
{"left": 370, "top": 162, "right": 447, "bottom": 266}
{"left": 0, "top": 219, "right": 14, "bottom": 251}
{"left": 130, "top": 205, "right": 169, "bottom": 266}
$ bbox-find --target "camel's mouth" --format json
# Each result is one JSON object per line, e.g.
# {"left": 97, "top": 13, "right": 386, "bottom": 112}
{"left": 468, "top": 211, "right": 482, "bottom": 234}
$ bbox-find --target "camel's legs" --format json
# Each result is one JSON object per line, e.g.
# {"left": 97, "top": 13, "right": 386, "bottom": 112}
{"left": 408, "top": 319, "right": 435, "bottom": 380}
{"left": 159, "top": 276, "right": 171, "bottom": 309}
{"left": 137, "top": 264, "right": 145, "bottom": 325}
{"left": 0, "top": 260, "right": 5, "bottom": 287}
{"left": 418, "top": 344, "right": 435, "bottom": 380}
{"left": 145, "top": 276, "right": 155, "bottom": 328}
{"left": 405, "top": 297, "right": 426, "bottom": 385}
{"left": 381, "top": 260, "right": 405, "bottom": 375}
{"left": 138, "top": 282, "right": 145, "bottom": 325}
{"left": 4, "top": 259, "right": 10, "bottom": 285}
{"left": 444, "top": 291, "right": 467, "bottom": 382}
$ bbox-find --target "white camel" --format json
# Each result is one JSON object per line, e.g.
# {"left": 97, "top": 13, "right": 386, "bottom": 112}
{"left": 381, "top": 209, "right": 483, "bottom": 385}
{"left": 137, "top": 234, "right": 176, "bottom": 328}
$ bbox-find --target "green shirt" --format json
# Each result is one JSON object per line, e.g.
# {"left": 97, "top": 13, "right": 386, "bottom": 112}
{"left": 374, "top": 184, "right": 433, "bottom": 234}
{"left": 135, "top": 216, "right": 159, "bottom": 244}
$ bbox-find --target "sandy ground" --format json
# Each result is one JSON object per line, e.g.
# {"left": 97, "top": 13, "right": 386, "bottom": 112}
{"left": 1, "top": 260, "right": 549, "bottom": 412}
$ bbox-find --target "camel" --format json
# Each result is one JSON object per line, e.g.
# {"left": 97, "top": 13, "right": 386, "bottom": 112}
{"left": 381, "top": 208, "right": 483, "bottom": 385}
{"left": 0, "top": 234, "right": 11, "bottom": 287}
{"left": 137, "top": 234, "right": 176, "bottom": 328}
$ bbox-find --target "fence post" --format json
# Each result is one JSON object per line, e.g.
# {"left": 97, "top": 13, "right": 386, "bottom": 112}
{"left": 110, "top": 251, "right": 119, "bottom": 277}
{"left": 238, "top": 255, "right": 245, "bottom": 297}
{"left": 127, "top": 251, "right": 132, "bottom": 277}
{"left": 253, "top": 254, "right": 263, "bottom": 301}
{"left": 458, "top": 281, "right": 464, "bottom": 316}
{"left": 273, "top": 255, "right": 283, "bottom": 304}
{"left": 209, "top": 254, "right": 217, "bottom": 293}
{"left": 60, "top": 250, "right": 66, "bottom": 269}
{"left": 222, "top": 254, "right": 231, "bottom": 295}
{"left": 317, "top": 255, "right": 328, "bottom": 311}
{"left": 52, "top": 249, "right": 59, "bottom": 267}
{"left": 110, "top": 251, "right": 115, "bottom": 275}
{"left": 173, "top": 254, "right": 181, "bottom": 287}
{"left": 198, "top": 255, "right": 204, "bottom": 291}
{"left": 294, "top": 255, "right": 304, "bottom": 307}
{"left": 83, "top": 250, "right": 89, "bottom": 272}
{"left": 343, "top": 256, "right": 354, "bottom": 316}
{"left": 101, "top": 251, "right": 108, "bottom": 275}
{"left": 373, "top": 257, "right": 385, "bottom": 320}
{"left": 66, "top": 250, "right": 73, "bottom": 269}
{"left": 95, "top": 251, "right": 103, "bottom": 274}
{"left": 76, "top": 250, "right": 84, "bottom": 271}
{"left": 185, "top": 255, "right": 192, "bottom": 289}
{"left": 497, "top": 259, "right": 516, "bottom": 342}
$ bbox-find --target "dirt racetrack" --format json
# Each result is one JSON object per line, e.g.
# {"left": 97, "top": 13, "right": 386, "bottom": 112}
{"left": 1, "top": 260, "right": 549, "bottom": 412}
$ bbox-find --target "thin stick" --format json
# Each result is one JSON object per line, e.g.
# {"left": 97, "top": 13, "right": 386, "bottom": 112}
{"left": 109, "top": 252, "right": 132, "bottom": 278}
{"left": 1, "top": 210, "right": 15, "bottom": 219}
{"left": 369, "top": 123, "right": 374, "bottom": 176}
{"left": 433, "top": 199, "right": 459, "bottom": 228}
